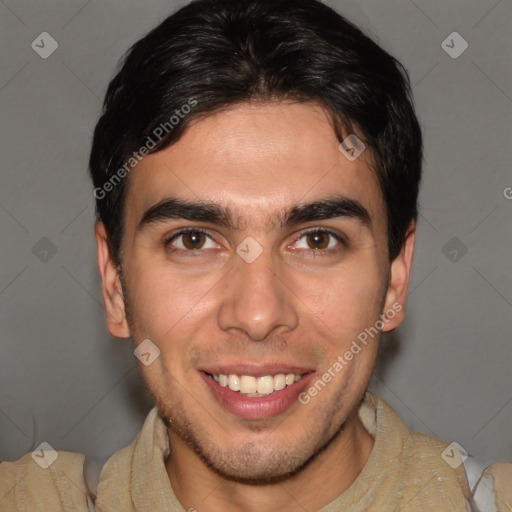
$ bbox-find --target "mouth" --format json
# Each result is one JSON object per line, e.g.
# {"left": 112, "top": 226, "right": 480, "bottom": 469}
{"left": 199, "top": 367, "right": 314, "bottom": 419}
{"left": 206, "top": 371, "right": 304, "bottom": 396}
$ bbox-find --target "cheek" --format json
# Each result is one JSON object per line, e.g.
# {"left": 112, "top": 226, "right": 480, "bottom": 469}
{"left": 126, "top": 261, "right": 221, "bottom": 344}
{"left": 319, "top": 259, "right": 386, "bottom": 332}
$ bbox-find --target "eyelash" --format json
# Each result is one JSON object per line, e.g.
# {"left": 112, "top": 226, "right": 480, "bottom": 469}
{"left": 163, "top": 227, "right": 214, "bottom": 258}
{"left": 290, "top": 228, "right": 346, "bottom": 257}
{"left": 163, "top": 227, "right": 346, "bottom": 257}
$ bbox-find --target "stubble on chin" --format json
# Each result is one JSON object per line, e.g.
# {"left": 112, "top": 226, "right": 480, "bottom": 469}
{"left": 158, "top": 390, "right": 354, "bottom": 485}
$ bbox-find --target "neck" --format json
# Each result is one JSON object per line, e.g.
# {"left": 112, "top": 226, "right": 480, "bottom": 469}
{"left": 165, "top": 412, "right": 374, "bottom": 512}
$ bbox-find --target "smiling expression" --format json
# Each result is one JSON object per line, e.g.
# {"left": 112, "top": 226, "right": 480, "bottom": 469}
{"left": 95, "top": 100, "right": 413, "bottom": 482}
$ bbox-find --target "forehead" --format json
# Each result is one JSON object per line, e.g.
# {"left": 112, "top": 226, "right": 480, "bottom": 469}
{"left": 123, "top": 101, "right": 385, "bottom": 231}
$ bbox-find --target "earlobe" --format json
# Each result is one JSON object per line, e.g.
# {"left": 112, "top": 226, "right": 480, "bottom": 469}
{"left": 382, "top": 222, "right": 416, "bottom": 332}
{"left": 94, "top": 222, "right": 131, "bottom": 338}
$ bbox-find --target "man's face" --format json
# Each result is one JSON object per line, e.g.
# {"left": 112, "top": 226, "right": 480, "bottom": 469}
{"left": 97, "top": 101, "right": 409, "bottom": 481}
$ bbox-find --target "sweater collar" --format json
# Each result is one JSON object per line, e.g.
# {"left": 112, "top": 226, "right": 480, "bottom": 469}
{"left": 129, "top": 391, "right": 410, "bottom": 511}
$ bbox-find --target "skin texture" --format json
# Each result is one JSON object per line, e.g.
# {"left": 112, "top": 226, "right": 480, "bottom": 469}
{"left": 95, "top": 101, "right": 415, "bottom": 512}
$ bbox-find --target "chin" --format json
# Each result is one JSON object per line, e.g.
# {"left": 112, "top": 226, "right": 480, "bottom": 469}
{"left": 200, "top": 444, "right": 314, "bottom": 484}
{"left": 182, "top": 413, "right": 346, "bottom": 485}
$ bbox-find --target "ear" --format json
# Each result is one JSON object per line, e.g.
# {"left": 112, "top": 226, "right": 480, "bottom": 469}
{"left": 382, "top": 222, "right": 416, "bottom": 332}
{"left": 95, "top": 222, "right": 130, "bottom": 338}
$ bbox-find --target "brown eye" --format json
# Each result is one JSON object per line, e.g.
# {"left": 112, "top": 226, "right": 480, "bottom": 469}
{"left": 305, "top": 231, "right": 330, "bottom": 250}
{"left": 289, "top": 228, "right": 345, "bottom": 254}
{"left": 165, "top": 228, "right": 217, "bottom": 253}
{"left": 181, "top": 231, "right": 206, "bottom": 249}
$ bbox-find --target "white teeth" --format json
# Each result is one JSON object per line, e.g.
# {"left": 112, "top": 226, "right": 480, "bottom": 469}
{"left": 240, "top": 375, "right": 257, "bottom": 394}
{"left": 257, "top": 376, "right": 274, "bottom": 395}
{"left": 212, "top": 372, "right": 304, "bottom": 394}
{"left": 274, "top": 373, "right": 286, "bottom": 391}
{"left": 228, "top": 374, "right": 240, "bottom": 391}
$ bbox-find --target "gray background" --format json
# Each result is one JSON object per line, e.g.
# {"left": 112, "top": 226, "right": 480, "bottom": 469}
{"left": 0, "top": 0, "right": 510, "bottom": 475}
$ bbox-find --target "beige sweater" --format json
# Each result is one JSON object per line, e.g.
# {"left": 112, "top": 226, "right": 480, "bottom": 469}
{"left": 1, "top": 392, "right": 509, "bottom": 511}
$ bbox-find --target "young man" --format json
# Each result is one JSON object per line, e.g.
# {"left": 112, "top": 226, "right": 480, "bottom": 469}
{"left": 1, "top": 0, "right": 510, "bottom": 510}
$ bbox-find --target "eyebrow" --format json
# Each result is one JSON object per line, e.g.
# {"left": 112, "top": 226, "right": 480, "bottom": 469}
{"left": 137, "top": 195, "right": 372, "bottom": 233}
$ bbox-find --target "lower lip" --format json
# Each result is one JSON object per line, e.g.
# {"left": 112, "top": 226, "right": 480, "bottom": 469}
{"left": 200, "top": 372, "right": 314, "bottom": 419}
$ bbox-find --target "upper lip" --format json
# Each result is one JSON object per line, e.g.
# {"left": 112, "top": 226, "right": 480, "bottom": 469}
{"left": 199, "top": 363, "right": 314, "bottom": 377}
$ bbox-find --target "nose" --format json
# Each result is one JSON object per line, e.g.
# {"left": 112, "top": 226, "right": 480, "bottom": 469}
{"left": 217, "top": 247, "right": 298, "bottom": 341}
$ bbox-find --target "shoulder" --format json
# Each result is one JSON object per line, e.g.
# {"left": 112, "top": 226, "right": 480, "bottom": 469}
{"left": 403, "top": 431, "right": 472, "bottom": 509}
{"left": 472, "top": 461, "right": 512, "bottom": 512}
{"left": 368, "top": 394, "right": 512, "bottom": 511}
{"left": 402, "top": 430, "right": 511, "bottom": 511}
{"left": 0, "top": 450, "right": 90, "bottom": 511}
{"left": 366, "top": 394, "right": 472, "bottom": 509}
{"left": 370, "top": 394, "right": 469, "bottom": 487}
